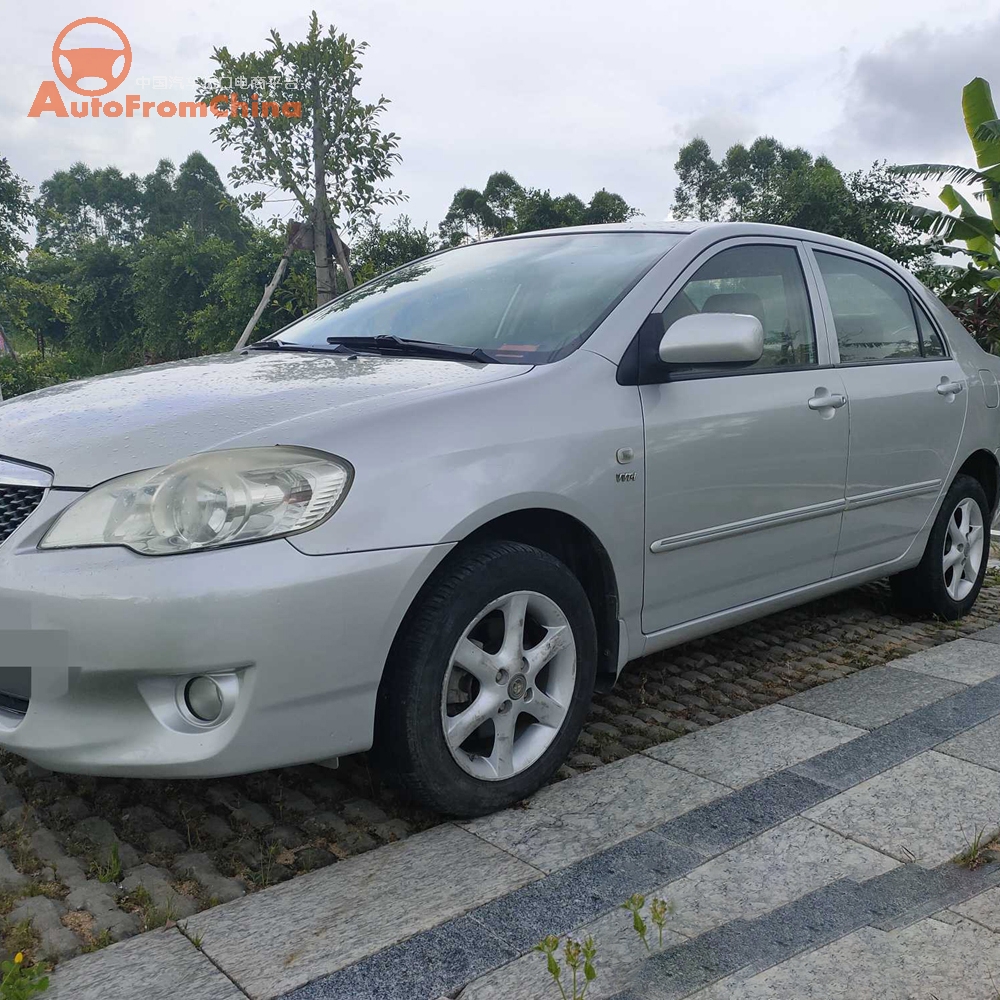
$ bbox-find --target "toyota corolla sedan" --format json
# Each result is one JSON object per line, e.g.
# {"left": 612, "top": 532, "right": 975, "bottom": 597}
{"left": 1, "top": 221, "right": 998, "bottom": 816}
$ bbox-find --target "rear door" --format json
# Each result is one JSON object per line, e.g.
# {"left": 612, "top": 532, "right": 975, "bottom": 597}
{"left": 806, "top": 246, "right": 968, "bottom": 575}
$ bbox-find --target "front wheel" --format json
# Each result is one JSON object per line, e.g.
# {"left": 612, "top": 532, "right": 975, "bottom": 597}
{"left": 890, "top": 473, "right": 990, "bottom": 620}
{"left": 375, "top": 541, "right": 597, "bottom": 817}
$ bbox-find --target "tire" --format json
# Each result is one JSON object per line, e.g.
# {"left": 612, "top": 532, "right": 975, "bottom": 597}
{"left": 374, "top": 540, "right": 598, "bottom": 817}
{"left": 890, "top": 473, "right": 990, "bottom": 620}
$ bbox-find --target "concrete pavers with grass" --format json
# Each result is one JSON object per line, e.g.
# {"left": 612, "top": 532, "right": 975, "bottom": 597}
{"left": 4, "top": 579, "right": 999, "bottom": 964}
{"left": 40, "top": 628, "right": 1000, "bottom": 999}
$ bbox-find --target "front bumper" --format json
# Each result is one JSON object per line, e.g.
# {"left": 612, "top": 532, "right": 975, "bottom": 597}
{"left": 0, "top": 490, "right": 452, "bottom": 776}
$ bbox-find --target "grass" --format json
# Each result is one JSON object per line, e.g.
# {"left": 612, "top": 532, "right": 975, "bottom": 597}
{"left": 90, "top": 844, "right": 122, "bottom": 884}
{"left": 954, "top": 826, "right": 999, "bottom": 870}
{"left": 243, "top": 842, "right": 282, "bottom": 890}
{"left": 2, "top": 919, "right": 38, "bottom": 960}
{"left": 80, "top": 929, "right": 114, "bottom": 954}
{"left": 181, "top": 924, "right": 203, "bottom": 950}
{"left": 119, "top": 885, "right": 176, "bottom": 933}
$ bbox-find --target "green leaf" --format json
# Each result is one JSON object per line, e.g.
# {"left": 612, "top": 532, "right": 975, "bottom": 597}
{"left": 891, "top": 163, "right": 1000, "bottom": 188}
{"left": 964, "top": 78, "right": 1000, "bottom": 169}
{"left": 895, "top": 203, "right": 998, "bottom": 247}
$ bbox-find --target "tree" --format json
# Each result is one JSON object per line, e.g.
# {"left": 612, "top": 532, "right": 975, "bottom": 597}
{"left": 351, "top": 215, "right": 433, "bottom": 284}
{"left": 672, "top": 136, "right": 925, "bottom": 262}
{"left": 672, "top": 138, "right": 723, "bottom": 220}
{"left": 0, "top": 156, "right": 33, "bottom": 268}
{"left": 585, "top": 189, "right": 638, "bottom": 225}
{"left": 439, "top": 172, "right": 638, "bottom": 242}
{"left": 439, "top": 187, "right": 488, "bottom": 245}
{"left": 35, "top": 163, "right": 146, "bottom": 250}
{"left": 196, "top": 11, "right": 403, "bottom": 304}
{"left": 33, "top": 155, "right": 247, "bottom": 253}
{"left": 891, "top": 77, "right": 1000, "bottom": 351}
{"left": 894, "top": 78, "right": 1000, "bottom": 281}
{"left": 482, "top": 171, "right": 523, "bottom": 235}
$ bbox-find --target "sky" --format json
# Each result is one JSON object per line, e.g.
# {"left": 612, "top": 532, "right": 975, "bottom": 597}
{"left": 2, "top": 0, "right": 998, "bottom": 234}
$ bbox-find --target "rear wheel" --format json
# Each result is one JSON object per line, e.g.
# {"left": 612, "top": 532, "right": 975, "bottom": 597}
{"left": 890, "top": 473, "right": 989, "bottom": 620}
{"left": 375, "top": 541, "right": 597, "bottom": 817}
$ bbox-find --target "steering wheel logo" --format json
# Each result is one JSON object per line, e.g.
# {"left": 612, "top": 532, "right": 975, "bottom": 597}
{"left": 52, "top": 18, "right": 131, "bottom": 97}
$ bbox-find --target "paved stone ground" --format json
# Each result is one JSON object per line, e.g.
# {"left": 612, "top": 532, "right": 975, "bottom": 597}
{"left": 1, "top": 575, "right": 999, "bottom": 962}
{"left": 39, "top": 628, "right": 1000, "bottom": 999}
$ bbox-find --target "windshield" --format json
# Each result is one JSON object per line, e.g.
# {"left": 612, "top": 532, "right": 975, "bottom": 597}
{"left": 270, "top": 232, "right": 682, "bottom": 363}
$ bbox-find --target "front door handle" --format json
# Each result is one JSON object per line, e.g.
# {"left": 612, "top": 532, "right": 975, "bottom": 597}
{"left": 936, "top": 379, "right": 964, "bottom": 396}
{"left": 808, "top": 392, "right": 847, "bottom": 410}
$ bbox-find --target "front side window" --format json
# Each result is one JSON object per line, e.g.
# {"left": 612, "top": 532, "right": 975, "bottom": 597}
{"left": 815, "top": 252, "right": 923, "bottom": 363}
{"left": 660, "top": 244, "right": 817, "bottom": 372}
{"left": 271, "top": 233, "right": 681, "bottom": 364}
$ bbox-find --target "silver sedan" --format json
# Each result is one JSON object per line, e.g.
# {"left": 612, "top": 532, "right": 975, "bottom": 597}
{"left": 1, "top": 221, "right": 997, "bottom": 816}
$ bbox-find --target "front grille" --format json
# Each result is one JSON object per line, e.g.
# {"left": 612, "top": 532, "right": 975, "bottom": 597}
{"left": 0, "top": 484, "right": 44, "bottom": 544}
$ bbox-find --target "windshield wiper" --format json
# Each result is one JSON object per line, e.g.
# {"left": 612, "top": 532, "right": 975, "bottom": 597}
{"left": 247, "top": 340, "right": 339, "bottom": 354}
{"left": 325, "top": 335, "right": 496, "bottom": 363}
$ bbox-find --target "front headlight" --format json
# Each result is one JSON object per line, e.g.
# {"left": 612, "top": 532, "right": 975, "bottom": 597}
{"left": 40, "top": 446, "right": 353, "bottom": 556}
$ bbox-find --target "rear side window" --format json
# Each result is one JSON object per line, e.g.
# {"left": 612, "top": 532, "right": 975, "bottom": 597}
{"left": 660, "top": 244, "right": 817, "bottom": 371}
{"left": 815, "top": 252, "right": 922, "bottom": 363}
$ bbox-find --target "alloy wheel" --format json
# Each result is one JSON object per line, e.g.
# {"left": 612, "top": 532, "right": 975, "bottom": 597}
{"left": 942, "top": 497, "right": 985, "bottom": 602}
{"left": 441, "top": 590, "right": 577, "bottom": 781}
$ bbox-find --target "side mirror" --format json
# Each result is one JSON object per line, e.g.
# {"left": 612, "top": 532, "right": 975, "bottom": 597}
{"left": 658, "top": 313, "right": 764, "bottom": 366}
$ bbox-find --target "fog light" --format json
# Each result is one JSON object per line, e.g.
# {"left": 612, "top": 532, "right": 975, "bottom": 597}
{"left": 184, "top": 676, "right": 224, "bottom": 723}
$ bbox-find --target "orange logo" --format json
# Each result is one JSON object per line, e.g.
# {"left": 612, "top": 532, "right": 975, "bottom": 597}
{"left": 52, "top": 17, "right": 131, "bottom": 97}
{"left": 28, "top": 18, "right": 301, "bottom": 121}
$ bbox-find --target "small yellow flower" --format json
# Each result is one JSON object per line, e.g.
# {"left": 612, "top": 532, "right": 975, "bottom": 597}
{"left": 14, "top": 952, "right": 22, "bottom": 964}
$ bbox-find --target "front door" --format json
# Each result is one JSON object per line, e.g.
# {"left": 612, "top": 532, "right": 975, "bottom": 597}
{"left": 808, "top": 247, "right": 969, "bottom": 575}
{"left": 640, "top": 240, "right": 850, "bottom": 634}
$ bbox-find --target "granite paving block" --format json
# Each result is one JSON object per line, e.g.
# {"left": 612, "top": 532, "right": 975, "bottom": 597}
{"left": 469, "top": 832, "right": 702, "bottom": 953}
{"left": 630, "top": 879, "right": 872, "bottom": 999}
{"left": 46, "top": 928, "right": 244, "bottom": 1000}
{"left": 282, "top": 914, "right": 516, "bottom": 1000}
{"left": 685, "top": 917, "right": 1000, "bottom": 1000}
{"left": 461, "top": 754, "right": 726, "bottom": 873}
{"left": 937, "top": 715, "right": 1000, "bottom": 772}
{"left": 657, "top": 816, "right": 897, "bottom": 938}
{"left": 185, "top": 824, "right": 540, "bottom": 999}
{"left": 790, "top": 709, "right": 947, "bottom": 791}
{"left": 644, "top": 706, "right": 864, "bottom": 789}
{"left": 909, "top": 676, "right": 1000, "bottom": 739}
{"left": 972, "top": 624, "right": 1000, "bottom": 646}
{"left": 864, "top": 858, "right": 1000, "bottom": 931}
{"left": 461, "top": 901, "right": 687, "bottom": 1000}
{"left": 783, "top": 666, "right": 964, "bottom": 729}
{"left": 656, "top": 770, "right": 831, "bottom": 856}
{"left": 894, "top": 638, "right": 1000, "bottom": 684}
{"left": 803, "top": 751, "right": 1000, "bottom": 867}
{"left": 952, "top": 885, "right": 1000, "bottom": 931}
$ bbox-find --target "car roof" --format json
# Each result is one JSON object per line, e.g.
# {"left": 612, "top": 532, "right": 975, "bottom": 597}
{"left": 509, "top": 220, "right": 903, "bottom": 271}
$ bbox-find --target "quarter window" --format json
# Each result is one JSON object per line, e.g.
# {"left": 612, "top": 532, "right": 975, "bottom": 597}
{"left": 660, "top": 244, "right": 817, "bottom": 371}
{"left": 815, "top": 252, "right": 923, "bottom": 363}
{"left": 913, "top": 298, "right": 947, "bottom": 357}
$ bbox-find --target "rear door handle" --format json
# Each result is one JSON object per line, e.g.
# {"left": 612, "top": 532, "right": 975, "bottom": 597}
{"left": 936, "top": 379, "right": 964, "bottom": 396}
{"left": 808, "top": 393, "right": 846, "bottom": 410}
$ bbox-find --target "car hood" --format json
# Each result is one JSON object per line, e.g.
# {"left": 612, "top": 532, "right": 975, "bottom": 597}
{"left": 0, "top": 350, "right": 530, "bottom": 487}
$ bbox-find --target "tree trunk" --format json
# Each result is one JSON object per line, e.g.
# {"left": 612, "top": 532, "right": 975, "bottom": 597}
{"left": 329, "top": 222, "right": 354, "bottom": 290}
{"left": 0, "top": 322, "right": 16, "bottom": 361}
{"left": 312, "top": 91, "right": 335, "bottom": 306}
{"left": 234, "top": 245, "right": 293, "bottom": 351}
